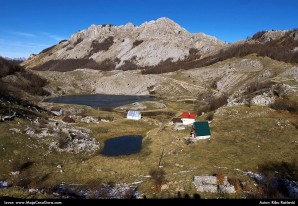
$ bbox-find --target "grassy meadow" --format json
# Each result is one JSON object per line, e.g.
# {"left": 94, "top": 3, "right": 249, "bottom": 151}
{"left": 0, "top": 99, "right": 297, "bottom": 199}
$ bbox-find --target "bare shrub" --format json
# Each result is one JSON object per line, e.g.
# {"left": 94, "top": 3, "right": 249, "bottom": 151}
{"left": 38, "top": 118, "right": 48, "bottom": 128}
{"left": 228, "top": 177, "right": 241, "bottom": 193}
{"left": 211, "top": 80, "right": 218, "bottom": 89}
{"left": 251, "top": 31, "right": 266, "bottom": 40}
{"left": 10, "top": 159, "right": 22, "bottom": 171}
{"left": 245, "top": 80, "right": 273, "bottom": 95}
{"left": 195, "top": 104, "right": 210, "bottom": 116}
{"left": 0, "top": 57, "right": 22, "bottom": 78}
{"left": 58, "top": 133, "right": 69, "bottom": 149}
{"left": 251, "top": 160, "right": 298, "bottom": 198}
{"left": 117, "top": 58, "right": 140, "bottom": 71}
{"left": 96, "top": 58, "right": 118, "bottom": 71}
{"left": 210, "top": 94, "right": 228, "bottom": 111}
{"left": 39, "top": 45, "right": 55, "bottom": 54}
{"left": 132, "top": 40, "right": 143, "bottom": 48}
{"left": 89, "top": 36, "right": 114, "bottom": 55}
{"left": 188, "top": 48, "right": 200, "bottom": 59}
{"left": 73, "top": 38, "right": 83, "bottom": 47}
{"left": 149, "top": 168, "right": 166, "bottom": 189}
{"left": 184, "top": 138, "right": 193, "bottom": 145}
{"left": 20, "top": 70, "right": 48, "bottom": 87}
{"left": 194, "top": 91, "right": 228, "bottom": 115}
{"left": 216, "top": 171, "right": 225, "bottom": 185}
{"left": 205, "top": 112, "right": 214, "bottom": 121}
{"left": 32, "top": 57, "right": 120, "bottom": 72}
{"left": 242, "top": 182, "right": 252, "bottom": 192}
{"left": 62, "top": 115, "right": 75, "bottom": 123}
{"left": 85, "top": 179, "right": 103, "bottom": 191}
{"left": 98, "top": 116, "right": 114, "bottom": 121}
{"left": 271, "top": 97, "right": 298, "bottom": 114}
{"left": 272, "top": 84, "right": 286, "bottom": 97}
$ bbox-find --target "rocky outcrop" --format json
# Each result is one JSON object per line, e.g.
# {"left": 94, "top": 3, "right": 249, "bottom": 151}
{"left": 81, "top": 116, "right": 99, "bottom": 123}
{"left": 49, "top": 127, "right": 99, "bottom": 154}
{"left": 248, "top": 30, "right": 288, "bottom": 43}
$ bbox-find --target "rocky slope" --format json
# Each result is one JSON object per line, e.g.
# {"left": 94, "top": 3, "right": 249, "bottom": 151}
{"left": 20, "top": 20, "right": 298, "bottom": 107}
{"left": 22, "top": 17, "right": 226, "bottom": 71}
{"left": 0, "top": 57, "right": 49, "bottom": 122}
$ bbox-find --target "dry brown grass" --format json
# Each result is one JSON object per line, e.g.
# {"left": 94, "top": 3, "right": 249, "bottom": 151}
{"left": 1, "top": 100, "right": 297, "bottom": 199}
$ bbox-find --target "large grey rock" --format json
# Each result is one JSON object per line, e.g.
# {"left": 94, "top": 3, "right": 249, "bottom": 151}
{"left": 193, "top": 176, "right": 235, "bottom": 194}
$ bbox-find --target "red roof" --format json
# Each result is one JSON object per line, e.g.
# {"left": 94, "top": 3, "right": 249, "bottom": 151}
{"left": 181, "top": 112, "right": 196, "bottom": 119}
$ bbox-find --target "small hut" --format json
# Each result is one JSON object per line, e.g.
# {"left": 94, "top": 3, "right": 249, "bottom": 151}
{"left": 191, "top": 121, "right": 211, "bottom": 139}
{"left": 127, "top": 110, "right": 141, "bottom": 120}
{"left": 181, "top": 112, "right": 196, "bottom": 125}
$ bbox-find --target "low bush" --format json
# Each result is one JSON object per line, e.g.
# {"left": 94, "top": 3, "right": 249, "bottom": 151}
{"left": 194, "top": 91, "right": 228, "bottom": 115}
{"left": 149, "top": 168, "right": 166, "bottom": 188}
{"left": 228, "top": 177, "right": 242, "bottom": 193}
{"left": 132, "top": 40, "right": 143, "bottom": 48}
{"left": 271, "top": 97, "right": 298, "bottom": 114}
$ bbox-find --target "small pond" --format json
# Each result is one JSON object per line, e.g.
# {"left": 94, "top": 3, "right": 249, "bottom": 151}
{"left": 44, "top": 94, "right": 155, "bottom": 109}
{"left": 100, "top": 135, "right": 143, "bottom": 156}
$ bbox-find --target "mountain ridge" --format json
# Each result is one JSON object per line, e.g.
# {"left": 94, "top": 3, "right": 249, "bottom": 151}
{"left": 22, "top": 17, "right": 226, "bottom": 71}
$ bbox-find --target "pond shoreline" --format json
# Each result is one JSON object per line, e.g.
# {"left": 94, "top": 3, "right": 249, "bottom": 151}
{"left": 44, "top": 94, "right": 157, "bottom": 109}
{"left": 100, "top": 135, "right": 143, "bottom": 156}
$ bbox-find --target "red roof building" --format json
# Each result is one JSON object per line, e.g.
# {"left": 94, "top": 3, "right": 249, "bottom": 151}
{"left": 181, "top": 112, "right": 196, "bottom": 125}
{"left": 181, "top": 112, "right": 196, "bottom": 119}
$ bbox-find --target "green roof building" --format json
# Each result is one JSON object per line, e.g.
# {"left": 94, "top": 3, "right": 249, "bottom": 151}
{"left": 191, "top": 121, "right": 211, "bottom": 139}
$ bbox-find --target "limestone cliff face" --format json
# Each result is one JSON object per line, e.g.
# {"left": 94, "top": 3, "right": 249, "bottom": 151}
{"left": 23, "top": 17, "right": 226, "bottom": 71}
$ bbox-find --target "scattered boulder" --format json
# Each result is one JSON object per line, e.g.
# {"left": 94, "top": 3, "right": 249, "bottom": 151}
{"left": 258, "top": 70, "right": 273, "bottom": 78}
{"left": 0, "top": 181, "right": 8, "bottom": 189}
{"left": 9, "top": 128, "right": 21, "bottom": 134}
{"left": 81, "top": 116, "right": 98, "bottom": 123}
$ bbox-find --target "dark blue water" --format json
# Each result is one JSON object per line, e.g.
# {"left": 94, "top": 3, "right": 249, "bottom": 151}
{"left": 100, "top": 136, "right": 143, "bottom": 156}
{"left": 44, "top": 94, "right": 155, "bottom": 109}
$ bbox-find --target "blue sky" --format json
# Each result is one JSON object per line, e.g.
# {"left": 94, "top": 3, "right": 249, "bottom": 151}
{"left": 1, "top": 0, "right": 297, "bottom": 58}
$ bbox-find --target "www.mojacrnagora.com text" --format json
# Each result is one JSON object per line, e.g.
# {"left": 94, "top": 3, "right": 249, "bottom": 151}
{"left": 3, "top": 201, "right": 62, "bottom": 205}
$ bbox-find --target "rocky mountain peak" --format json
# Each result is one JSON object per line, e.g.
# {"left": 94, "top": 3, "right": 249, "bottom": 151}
{"left": 23, "top": 17, "right": 226, "bottom": 71}
{"left": 141, "top": 17, "right": 183, "bottom": 29}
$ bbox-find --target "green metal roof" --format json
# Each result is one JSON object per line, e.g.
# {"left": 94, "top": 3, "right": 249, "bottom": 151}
{"left": 193, "top": 121, "right": 211, "bottom": 137}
